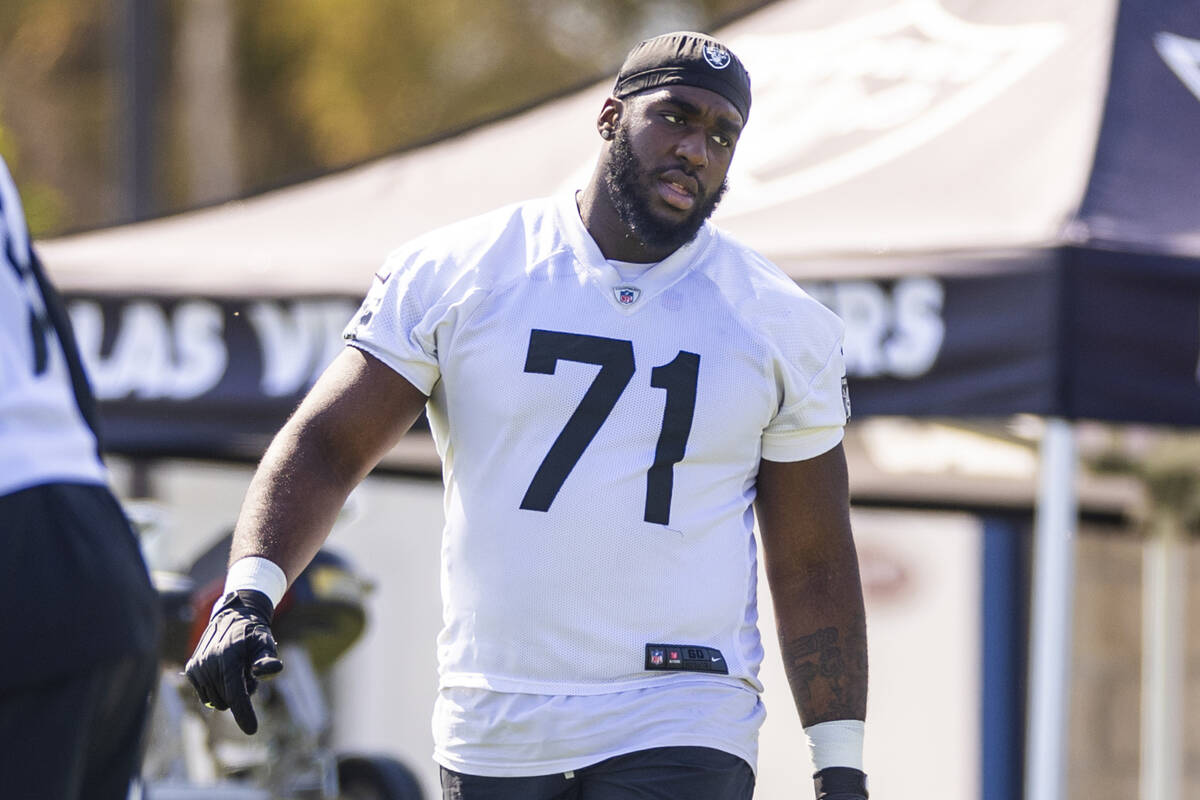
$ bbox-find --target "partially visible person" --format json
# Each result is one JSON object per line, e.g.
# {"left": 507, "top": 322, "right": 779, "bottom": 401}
{"left": 0, "top": 154, "right": 161, "bottom": 799}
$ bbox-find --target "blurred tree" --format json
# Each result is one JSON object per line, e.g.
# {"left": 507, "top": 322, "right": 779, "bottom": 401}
{"left": 0, "top": 0, "right": 116, "bottom": 235}
{"left": 172, "top": 0, "right": 240, "bottom": 207}
{"left": 0, "top": 0, "right": 768, "bottom": 235}
{"left": 229, "top": 0, "right": 764, "bottom": 193}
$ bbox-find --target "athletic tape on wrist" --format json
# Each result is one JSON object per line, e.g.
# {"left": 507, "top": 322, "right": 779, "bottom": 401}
{"left": 216, "top": 556, "right": 287, "bottom": 616}
{"left": 805, "top": 719, "right": 865, "bottom": 772}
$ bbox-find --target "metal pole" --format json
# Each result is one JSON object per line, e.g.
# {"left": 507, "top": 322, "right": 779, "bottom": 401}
{"left": 1140, "top": 511, "right": 1186, "bottom": 800}
{"left": 116, "top": 0, "right": 158, "bottom": 222}
{"left": 1024, "top": 418, "right": 1077, "bottom": 800}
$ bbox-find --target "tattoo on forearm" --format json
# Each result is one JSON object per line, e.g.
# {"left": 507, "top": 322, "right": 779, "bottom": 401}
{"left": 782, "top": 625, "right": 867, "bottom": 723}
{"left": 789, "top": 627, "right": 840, "bottom": 659}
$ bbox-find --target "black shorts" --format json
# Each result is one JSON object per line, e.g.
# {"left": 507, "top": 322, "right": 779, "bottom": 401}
{"left": 440, "top": 746, "right": 755, "bottom": 800}
{"left": 0, "top": 481, "right": 160, "bottom": 798}
{"left": 0, "top": 481, "right": 159, "bottom": 689}
{"left": 0, "top": 651, "right": 157, "bottom": 800}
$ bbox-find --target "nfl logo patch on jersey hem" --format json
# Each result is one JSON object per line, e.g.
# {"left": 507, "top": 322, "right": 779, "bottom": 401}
{"left": 644, "top": 643, "right": 728, "bottom": 674}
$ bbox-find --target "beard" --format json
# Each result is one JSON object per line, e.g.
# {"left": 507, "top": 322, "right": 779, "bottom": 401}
{"left": 603, "top": 124, "right": 728, "bottom": 254}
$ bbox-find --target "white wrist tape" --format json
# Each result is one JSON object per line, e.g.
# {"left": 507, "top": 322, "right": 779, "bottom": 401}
{"left": 805, "top": 719, "right": 865, "bottom": 772}
{"left": 216, "top": 556, "right": 288, "bottom": 616}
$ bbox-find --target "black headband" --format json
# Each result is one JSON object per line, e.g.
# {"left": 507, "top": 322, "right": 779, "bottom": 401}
{"left": 613, "top": 31, "right": 752, "bottom": 123}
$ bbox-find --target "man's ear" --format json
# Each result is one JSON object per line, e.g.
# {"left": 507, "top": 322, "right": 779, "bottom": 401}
{"left": 597, "top": 97, "right": 623, "bottom": 140}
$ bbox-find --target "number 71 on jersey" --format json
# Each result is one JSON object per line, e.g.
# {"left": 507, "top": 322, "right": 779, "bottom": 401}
{"left": 519, "top": 329, "right": 699, "bottom": 527}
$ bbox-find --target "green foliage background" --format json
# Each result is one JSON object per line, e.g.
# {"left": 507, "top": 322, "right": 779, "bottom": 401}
{"left": 0, "top": 0, "right": 764, "bottom": 236}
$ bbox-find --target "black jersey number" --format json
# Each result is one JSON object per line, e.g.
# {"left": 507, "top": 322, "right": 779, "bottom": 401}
{"left": 520, "top": 329, "right": 699, "bottom": 526}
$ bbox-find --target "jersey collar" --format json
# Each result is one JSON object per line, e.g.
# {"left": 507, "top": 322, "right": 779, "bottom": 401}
{"left": 553, "top": 190, "right": 714, "bottom": 313}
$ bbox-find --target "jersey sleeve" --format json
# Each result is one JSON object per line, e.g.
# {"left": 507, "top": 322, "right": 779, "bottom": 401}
{"left": 342, "top": 247, "right": 447, "bottom": 394}
{"left": 342, "top": 204, "right": 530, "bottom": 393}
{"left": 759, "top": 298, "right": 850, "bottom": 462}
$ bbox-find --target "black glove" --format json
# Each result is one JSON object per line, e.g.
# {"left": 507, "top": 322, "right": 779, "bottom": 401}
{"left": 184, "top": 589, "right": 284, "bottom": 734}
{"left": 814, "top": 767, "right": 868, "bottom": 799}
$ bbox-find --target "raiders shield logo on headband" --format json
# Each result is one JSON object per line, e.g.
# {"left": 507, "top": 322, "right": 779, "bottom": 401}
{"left": 703, "top": 43, "right": 732, "bottom": 69}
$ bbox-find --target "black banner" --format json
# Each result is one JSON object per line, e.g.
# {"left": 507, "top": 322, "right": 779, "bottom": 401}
{"left": 65, "top": 295, "right": 359, "bottom": 457}
{"left": 68, "top": 251, "right": 1200, "bottom": 460}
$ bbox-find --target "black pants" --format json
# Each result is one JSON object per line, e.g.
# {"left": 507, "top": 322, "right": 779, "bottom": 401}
{"left": 441, "top": 746, "right": 755, "bottom": 800}
{"left": 0, "top": 652, "right": 157, "bottom": 800}
{"left": 0, "top": 482, "right": 160, "bottom": 799}
{"left": 0, "top": 482, "right": 160, "bottom": 688}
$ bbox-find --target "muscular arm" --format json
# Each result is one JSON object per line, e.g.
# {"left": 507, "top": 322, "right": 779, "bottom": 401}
{"left": 229, "top": 346, "right": 429, "bottom": 583}
{"left": 755, "top": 443, "right": 867, "bottom": 726}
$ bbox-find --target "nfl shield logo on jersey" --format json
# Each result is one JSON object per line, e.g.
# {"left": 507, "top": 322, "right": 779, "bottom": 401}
{"left": 650, "top": 649, "right": 664, "bottom": 666}
{"left": 615, "top": 286, "right": 641, "bottom": 305}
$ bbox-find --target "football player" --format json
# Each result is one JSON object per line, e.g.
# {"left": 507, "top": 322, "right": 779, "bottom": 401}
{"left": 187, "top": 32, "right": 868, "bottom": 800}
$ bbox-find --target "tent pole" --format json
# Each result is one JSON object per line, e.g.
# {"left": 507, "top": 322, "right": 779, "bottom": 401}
{"left": 1140, "top": 509, "right": 1186, "bottom": 800}
{"left": 1024, "top": 418, "right": 1077, "bottom": 800}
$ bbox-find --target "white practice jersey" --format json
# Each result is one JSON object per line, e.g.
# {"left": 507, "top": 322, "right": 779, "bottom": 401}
{"left": 0, "top": 158, "right": 106, "bottom": 497}
{"left": 345, "top": 191, "right": 847, "bottom": 696}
